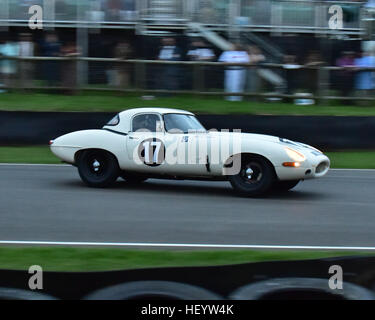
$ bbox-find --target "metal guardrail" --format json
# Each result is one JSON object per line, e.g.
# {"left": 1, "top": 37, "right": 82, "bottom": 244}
{"left": 1, "top": 56, "right": 375, "bottom": 102}
{"left": 3, "top": 55, "right": 375, "bottom": 69}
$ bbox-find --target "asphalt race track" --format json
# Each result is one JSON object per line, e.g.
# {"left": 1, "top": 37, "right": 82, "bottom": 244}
{"left": 0, "top": 164, "right": 375, "bottom": 248}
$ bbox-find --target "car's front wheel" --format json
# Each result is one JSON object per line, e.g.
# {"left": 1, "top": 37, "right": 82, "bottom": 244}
{"left": 229, "top": 156, "right": 275, "bottom": 197}
{"left": 77, "top": 150, "right": 120, "bottom": 188}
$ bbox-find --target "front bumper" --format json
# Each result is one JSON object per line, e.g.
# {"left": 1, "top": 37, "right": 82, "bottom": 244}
{"left": 275, "top": 154, "right": 330, "bottom": 181}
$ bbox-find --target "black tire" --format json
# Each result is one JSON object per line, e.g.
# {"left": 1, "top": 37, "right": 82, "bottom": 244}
{"left": 120, "top": 172, "right": 148, "bottom": 184}
{"left": 272, "top": 180, "right": 300, "bottom": 192}
{"left": 229, "top": 156, "right": 275, "bottom": 197}
{"left": 0, "top": 287, "right": 58, "bottom": 300}
{"left": 229, "top": 278, "right": 375, "bottom": 300}
{"left": 77, "top": 150, "right": 120, "bottom": 188}
{"left": 83, "top": 281, "right": 222, "bottom": 300}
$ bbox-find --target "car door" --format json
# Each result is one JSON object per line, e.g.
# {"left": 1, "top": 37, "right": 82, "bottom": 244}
{"left": 162, "top": 114, "right": 209, "bottom": 176}
{"left": 126, "top": 113, "right": 167, "bottom": 172}
{"left": 167, "top": 131, "right": 209, "bottom": 175}
{"left": 126, "top": 112, "right": 210, "bottom": 176}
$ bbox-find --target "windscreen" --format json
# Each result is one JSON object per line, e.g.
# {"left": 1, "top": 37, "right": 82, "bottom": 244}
{"left": 163, "top": 114, "right": 206, "bottom": 133}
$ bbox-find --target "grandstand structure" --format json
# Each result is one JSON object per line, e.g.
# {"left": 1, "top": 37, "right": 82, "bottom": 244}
{"left": 0, "top": 0, "right": 367, "bottom": 37}
{"left": 0, "top": 0, "right": 374, "bottom": 97}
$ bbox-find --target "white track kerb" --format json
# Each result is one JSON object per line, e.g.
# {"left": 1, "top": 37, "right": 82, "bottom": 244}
{"left": 1, "top": 164, "right": 374, "bottom": 172}
{"left": 1, "top": 240, "right": 375, "bottom": 251}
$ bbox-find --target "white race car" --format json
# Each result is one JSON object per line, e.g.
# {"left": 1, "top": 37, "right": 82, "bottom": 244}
{"left": 50, "top": 108, "right": 330, "bottom": 196}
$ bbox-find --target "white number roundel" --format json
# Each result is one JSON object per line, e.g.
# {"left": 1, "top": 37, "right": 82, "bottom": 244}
{"left": 138, "top": 138, "right": 165, "bottom": 166}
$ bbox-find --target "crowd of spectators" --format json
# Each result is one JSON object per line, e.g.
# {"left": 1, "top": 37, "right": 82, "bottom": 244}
{"left": 336, "top": 50, "right": 375, "bottom": 98}
{"left": 0, "top": 33, "right": 81, "bottom": 92}
{"left": 282, "top": 49, "right": 375, "bottom": 103}
{"left": 153, "top": 37, "right": 375, "bottom": 103}
{"left": 1, "top": 32, "right": 375, "bottom": 104}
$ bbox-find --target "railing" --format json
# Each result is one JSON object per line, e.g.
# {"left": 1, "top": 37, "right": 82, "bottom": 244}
{"left": 1, "top": 56, "right": 375, "bottom": 103}
{"left": 0, "top": 0, "right": 366, "bottom": 35}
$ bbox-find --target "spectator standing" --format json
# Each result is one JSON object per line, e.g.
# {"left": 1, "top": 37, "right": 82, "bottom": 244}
{"left": 0, "top": 37, "right": 19, "bottom": 91}
{"left": 61, "top": 42, "right": 80, "bottom": 93}
{"left": 18, "top": 33, "right": 35, "bottom": 89}
{"left": 157, "top": 37, "right": 182, "bottom": 92}
{"left": 365, "top": 0, "right": 375, "bottom": 9}
{"left": 187, "top": 40, "right": 215, "bottom": 62}
{"left": 354, "top": 51, "right": 375, "bottom": 99}
{"left": 283, "top": 54, "right": 301, "bottom": 96}
{"left": 219, "top": 44, "right": 250, "bottom": 101}
{"left": 113, "top": 41, "right": 133, "bottom": 89}
{"left": 304, "top": 50, "right": 325, "bottom": 96}
{"left": 40, "top": 33, "right": 61, "bottom": 87}
{"left": 246, "top": 45, "right": 265, "bottom": 94}
{"left": 335, "top": 51, "right": 355, "bottom": 102}
{"left": 187, "top": 40, "right": 216, "bottom": 90}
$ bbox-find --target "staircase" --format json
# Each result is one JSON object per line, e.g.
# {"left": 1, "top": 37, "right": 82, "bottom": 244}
{"left": 241, "top": 32, "right": 284, "bottom": 63}
{"left": 187, "top": 22, "right": 233, "bottom": 51}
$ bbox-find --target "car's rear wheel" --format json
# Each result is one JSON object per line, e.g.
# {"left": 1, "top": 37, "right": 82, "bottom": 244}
{"left": 272, "top": 180, "right": 300, "bottom": 192}
{"left": 77, "top": 150, "right": 119, "bottom": 188}
{"left": 229, "top": 156, "right": 275, "bottom": 197}
{"left": 120, "top": 172, "right": 148, "bottom": 184}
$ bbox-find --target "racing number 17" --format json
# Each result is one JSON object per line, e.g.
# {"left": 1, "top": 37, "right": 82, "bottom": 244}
{"left": 143, "top": 140, "right": 161, "bottom": 164}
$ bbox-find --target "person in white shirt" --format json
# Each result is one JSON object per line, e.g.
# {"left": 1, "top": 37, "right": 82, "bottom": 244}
{"left": 0, "top": 37, "right": 19, "bottom": 92}
{"left": 18, "top": 33, "right": 35, "bottom": 89}
{"left": 158, "top": 37, "right": 182, "bottom": 61}
{"left": 187, "top": 40, "right": 215, "bottom": 62}
{"left": 219, "top": 44, "right": 250, "bottom": 101}
{"left": 157, "top": 37, "right": 182, "bottom": 92}
{"left": 187, "top": 40, "right": 216, "bottom": 90}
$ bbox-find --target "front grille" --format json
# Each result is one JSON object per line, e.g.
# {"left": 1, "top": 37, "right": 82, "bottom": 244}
{"left": 316, "top": 161, "right": 329, "bottom": 174}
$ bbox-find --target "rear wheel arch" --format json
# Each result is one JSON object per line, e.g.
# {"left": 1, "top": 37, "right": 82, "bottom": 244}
{"left": 75, "top": 148, "right": 119, "bottom": 167}
{"left": 75, "top": 149, "right": 121, "bottom": 188}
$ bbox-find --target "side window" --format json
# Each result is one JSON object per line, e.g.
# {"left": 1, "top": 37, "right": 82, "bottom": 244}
{"left": 106, "top": 114, "right": 120, "bottom": 126}
{"left": 132, "top": 114, "right": 161, "bottom": 132}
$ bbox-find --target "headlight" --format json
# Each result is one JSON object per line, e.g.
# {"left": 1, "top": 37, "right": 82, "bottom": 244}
{"left": 285, "top": 147, "right": 306, "bottom": 162}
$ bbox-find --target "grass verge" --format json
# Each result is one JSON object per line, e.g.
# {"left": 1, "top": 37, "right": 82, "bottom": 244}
{"left": 0, "top": 146, "right": 374, "bottom": 169}
{"left": 0, "top": 92, "right": 375, "bottom": 116}
{"left": 325, "top": 151, "right": 375, "bottom": 169}
{"left": 0, "top": 247, "right": 365, "bottom": 272}
{"left": 0, "top": 146, "right": 59, "bottom": 164}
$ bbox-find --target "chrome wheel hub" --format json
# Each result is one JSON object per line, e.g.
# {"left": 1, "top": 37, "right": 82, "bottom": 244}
{"left": 241, "top": 162, "right": 263, "bottom": 184}
{"left": 92, "top": 160, "right": 100, "bottom": 172}
{"left": 245, "top": 168, "right": 254, "bottom": 180}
